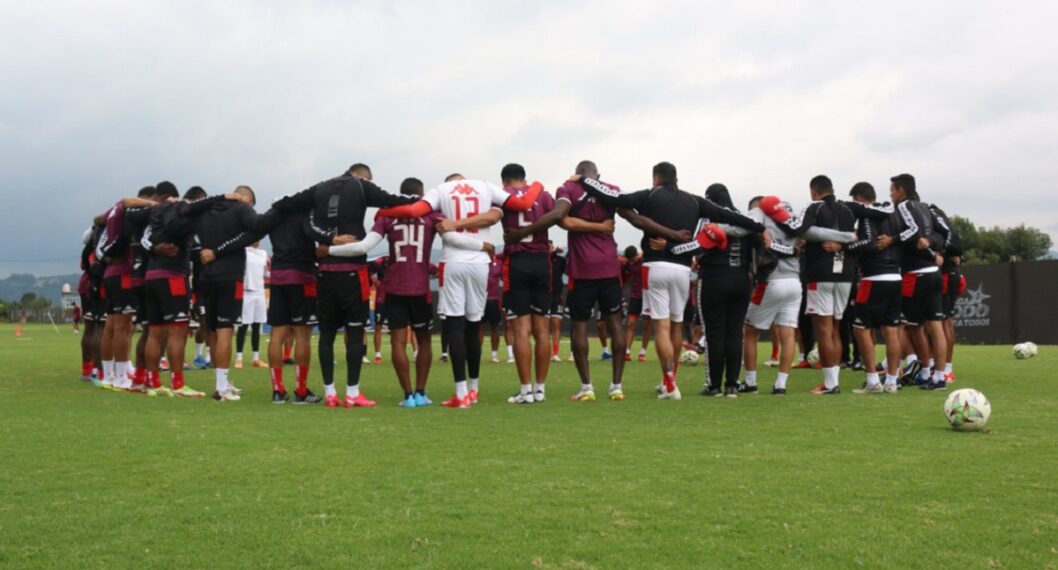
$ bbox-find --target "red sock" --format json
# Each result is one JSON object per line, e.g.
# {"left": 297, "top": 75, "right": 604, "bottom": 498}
{"left": 552, "top": 343, "right": 559, "bottom": 356}
{"left": 82, "top": 362, "right": 93, "bottom": 377}
{"left": 171, "top": 370, "right": 185, "bottom": 390}
{"left": 271, "top": 367, "right": 286, "bottom": 394}
{"left": 771, "top": 345, "right": 779, "bottom": 359}
{"left": 284, "top": 346, "right": 292, "bottom": 360}
{"left": 147, "top": 370, "right": 159, "bottom": 389}
{"left": 133, "top": 367, "right": 147, "bottom": 386}
{"left": 295, "top": 365, "right": 308, "bottom": 396}
{"left": 663, "top": 370, "right": 676, "bottom": 392}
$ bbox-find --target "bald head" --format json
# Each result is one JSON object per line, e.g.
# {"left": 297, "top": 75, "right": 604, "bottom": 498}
{"left": 234, "top": 185, "right": 256, "bottom": 205}
{"left": 575, "top": 160, "right": 598, "bottom": 179}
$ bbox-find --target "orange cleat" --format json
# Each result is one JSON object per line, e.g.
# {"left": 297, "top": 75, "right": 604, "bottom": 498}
{"left": 344, "top": 394, "right": 377, "bottom": 408}
{"left": 234, "top": 359, "right": 244, "bottom": 369}
{"left": 440, "top": 394, "right": 472, "bottom": 409}
{"left": 373, "top": 355, "right": 383, "bottom": 365}
{"left": 467, "top": 390, "right": 479, "bottom": 404}
{"left": 638, "top": 353, "right": 648, "bottom": 362}
{"left": 251, "top": 359, "right": 267, "bottom": 368}
{"left": 624, "top": 352, "right": 632, "bottom": 361}
{"left": 793, "top": 360, "right": 811, "bottom": 369}
{"left": 325, "top": 394, "right": 341, "bottom": 408}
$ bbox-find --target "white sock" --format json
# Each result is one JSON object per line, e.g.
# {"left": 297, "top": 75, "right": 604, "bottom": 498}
{"left": 346, "top": 384, "right": 360, "bottom": 398}
{"left": 215, "top": 368, "right": 229, "bottom": 392}
{"left": 581, "top": 382, "right": 593, "bottom": 392}
{"left": 507, "top": 346, "right": 514, "bottom": 358}
{"left": 775, "top": 372, "right": 789, "bottom": 390}
{"left": 866, "top": 372, "right": 881, "bottom": 386}
{"left": 798, "top": 353, "right": 805, "bottom": 362}
{"left": 944, "top": 363, "right": 953, "bottom": 374}
{"left": 933, "top": 370, "right": 945, "bottom": 383}
{"left": 602, "top": 346, "right": 611, "bottom": 355}
{"left": 745, "top": 370, "right": 757, "bottom": 387}
{"left": 252, "top": 351, "right": 259, "bottom": 361}
{"left": 324, "top": 384, "right": 336, "bottom": 397}
{"left": 469, "top": 378, "right": 479, "bottom": 392}
{"left": 917, "top": 369, "right": 930, "bottom": 381}
{"left": 884, "top": 374, "right": 898, "bottom": 386}
{"left": 118, "top": 361, "right": 131, "bottom": 384}
{"left": 928, "top": 358, "right": 935, "bottom": 369}
{"left": 491, "top": 350, "right": 498, "bottom": 359}
{"left": 236, "top": 354, "right": 243, "bottom": 362}
{"left": 519, "top": 384, "right": 530, "bottom": 395}
{"left": 639, "top": 348, "right": 647, "bottom": 356}
{"left": 195, "top": 343, "right": 204, "bottom": 358}
{"left": 103, "top": 360, "right": 115, "bottom": 384}
{"left": 824, "top": 366, "right": 839, "bottom": 389}
{"left": 412, "top": 351, "right": 418, "bottom": 359}
{"left": 375, "top": 352, "right": 382, "bottom": 359}
{"left": 905, "top": 354, "right": 917, "bottom": 366}
{"left": 609, "top": 382, "right": 621, "bottom": 392}
{"left": 455, "top": 380, "right": 468, "bottom": 398}
{"left": 533, "top": 382, "right": 545, "bottom": 394}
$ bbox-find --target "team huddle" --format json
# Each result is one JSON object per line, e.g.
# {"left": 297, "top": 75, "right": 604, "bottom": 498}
{"left": 75, "top": 160, "right": 964, "bottom": 407}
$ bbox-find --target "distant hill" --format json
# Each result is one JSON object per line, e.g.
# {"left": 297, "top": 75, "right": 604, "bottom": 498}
{"left": 0, "top": 273, "right": 80, "bottom": 304}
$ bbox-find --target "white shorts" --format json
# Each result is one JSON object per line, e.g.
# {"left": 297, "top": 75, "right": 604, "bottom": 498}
{"left": 438, "top": 262, "right": 488, "bottom": 322}
{"left": 642, "top": 262, "right": 691, "bottom": 322}
{"left": 746, "top": 278, "right": 802, "bottom": 330}
{"left": 241, "top": 290, "right": 267, "bottom": 324}
{"left": 805, "top": 282, "right": 852, "bottom": 320}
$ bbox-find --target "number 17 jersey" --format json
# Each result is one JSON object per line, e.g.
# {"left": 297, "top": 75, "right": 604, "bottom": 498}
{"left": 372, "top": 211, "right": 443, "bottom": 297}
{"left": 421, "top": 179, "right": 508, "bottom": 264}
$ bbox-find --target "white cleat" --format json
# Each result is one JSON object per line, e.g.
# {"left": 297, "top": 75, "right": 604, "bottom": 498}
{"left": 853, "top": 383, "right": 884, "bottom": 395}
{"left": 507, "top": 392, "right": 536, "bottom": 404}
{"left": 534, "top": 390, "right": 546, "bottom": 402}
{"left": 882, "top": 384, "right": 899, "bottom": 394}
{"left": 551, "top": 355, "right": 561, "bottom": 362}
{"left": 212, "top": 389, "right": 241, "bottom": 402}
{"left": 658, "top": 385, "right": 682, "bottom": 401}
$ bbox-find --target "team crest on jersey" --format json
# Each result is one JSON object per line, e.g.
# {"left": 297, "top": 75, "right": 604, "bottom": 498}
{"left": 452, "top": 183, "right": 478, "bottom": 196}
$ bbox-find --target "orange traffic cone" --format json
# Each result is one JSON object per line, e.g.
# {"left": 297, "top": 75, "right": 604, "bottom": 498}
{"left": 15, "top": 324, "right": 22, "bottom": 337}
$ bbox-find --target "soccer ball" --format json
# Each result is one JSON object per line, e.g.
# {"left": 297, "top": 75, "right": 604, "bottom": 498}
{"left": 680, "top": 349, "right": 700, "bottom": 366}
{"left": 807, "top": 348, "right": 820, "bottom": 365}
{"left": 944, "top": 388, "right": 991, "bottom": 431}
{"left": 1012, "top": 343, "right": 1032, "bottom": 360}
{"left": 1024, "top": 342, "right": 1038, "bottom": 357}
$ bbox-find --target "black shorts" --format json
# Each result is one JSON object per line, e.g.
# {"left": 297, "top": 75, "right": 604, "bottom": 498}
{"left": 504, "top": 253, "right": 551, "bottom": 317}
{"left": 385, "top": 294, "right": 433, "bottom": 330}
{"left": 851, "top": 279, "right": 902, "bottom": 329}
{"left": 374, "top": 301, "right": 387, "bottom": 327}
{"left": 484, "top": 299, "right": 502, "bottom": 326}
{"left": 268, "top": 282, "right": 318, "bottom": 327}
{"left": 901, "top": 271, "right": 945, "bottom": 326}
{"left": 103, "top": 274, "right": 137, "bottom": 316}
{"left": 133, "top": 285, "right": 147, "bottom": 325}
{"left": 942, "top": 270, "right": 962, "bottom": 318}
{"left": 145, "top": 276, "right": 191, "bottom": 325}
{"left": 203, "top": 279, "right": 244, "bottom": 330}
{"left": 627, "top": 297, "right": 644, "bottom": 319}
{"left": 80, "top": 292, "right": 107, "bottom": 323}
{"left": 191, "top": 286, "right": 206, "bottom": 322}
{"left": 549, "top": 289, "right": 564, "bottom": 318}
{"left": 317, "top": 269, "right": 370, "bottom": 330}
{"left": 567, "top": 277, "right": 623, "bottom": 322}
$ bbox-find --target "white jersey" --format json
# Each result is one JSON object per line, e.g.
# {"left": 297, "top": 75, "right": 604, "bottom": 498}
{"left": 422, "top": 179, "right": 507, "bottom": 264}
{"left": 243, "top": 247, "right": 269, "bottom": 291}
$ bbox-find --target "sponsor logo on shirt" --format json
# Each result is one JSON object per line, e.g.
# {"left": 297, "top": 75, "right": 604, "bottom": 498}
{"left": 452, "top": 183, "right": 479, "bottom": 196}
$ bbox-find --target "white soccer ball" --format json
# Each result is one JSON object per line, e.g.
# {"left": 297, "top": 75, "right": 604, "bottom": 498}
{"left": 680, "top": 349, "right": 700, "bottom": 366}
{"left": 1012, "top": 343, "right": 1031, "bottom": 360}
{"left": 944, "top": 388, "right": 991, "bottom": 431}
{"left": 807, "top": 348, "right": 820, "bottom": 365}
{"left": 1024, "top": 342, "right": 1038, "bottom": 357}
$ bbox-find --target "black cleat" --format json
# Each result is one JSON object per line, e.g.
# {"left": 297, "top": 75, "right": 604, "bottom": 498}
{"left": 272, "top": 390, "right": 290, "bottom": 404}
{"left": 850, "top": 359, "right": 865, "bottom": 371}
{"left": 283, "top": 358, "right": 295, "bottom": 365}
{"left": 736, "top": 382, "right": 758, "bottom": 394}
{"left": 724, "top": 386, "right": 739, "bottom": 398}
{"left": 772, "top": 387, "right": 787, "bottom": 395}
{"left": 700, "top": 386, "right": 722, "bottom": 397}
{"left": 814, "top": 385, "right": 841, "bottom": 395}
{"left": 920, "top": 380, "right": 948, "bottom": 391}
{"left": 293, "top": 390, "right": 323, "bottom": 404}
{"left": 899, "top": 360, "right": 922, "bottom": 386}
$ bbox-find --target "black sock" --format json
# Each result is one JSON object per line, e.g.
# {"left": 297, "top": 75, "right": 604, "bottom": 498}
{"left": 318, "top": 327, "right": 336, "bottom": 385}
{"left": 465, "top": 320, "right": 482, "bottom": 380}
{"left": 251, "top": 323, "right": 261, "bottom": 353}
{"left": 345, "top": 326, "right": 365, "bottom": 387}
{"left": 444, "top": 316, "right": 467, "bottom": 382}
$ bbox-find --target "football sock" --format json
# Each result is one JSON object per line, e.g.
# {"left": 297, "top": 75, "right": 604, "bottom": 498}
{"left": 639, "top": 348, "right": 647, "bottom": 356}
{"left": 884, "top": 373, "right": 898, "bottom": 386}
{"left": 346, "top": 383, "right": 360, "bottom": 398}
{"left": 609, "top": 382, "right": 621, "bottom": 391}
{"left": 663, "top": 370, "right": 676, "bottom": 392}
{"left": 172, "top": 370, "right": 185, "bottom": 390}
{"left": 932, "top": 370, "right": 945, "bottom": 383}
{"left": 195, "top": 343, "right": 204, "bottom": 358}
{"left": 775, "top": 372, "right": 789, "bottom": 390}
{"left": 103, "top": 359, "right": 115, "bottom": 384}
{"left": 944, "top": 363, "right": 953, "bottom": 374}
{"left": 455, "top": 380, "right": 468, "bottom": 399}
{"left": 581, "top": 381, "right": 593, "bottom": 391}
{"left": 118, "top": 361, "right": 131, "bottom": 383}
{"left": 771, "top": 345, "right": 779, "bottom": 359}
{"left": 928, "top": 358, "right": 935, "bottom": 369}
{"left": 823, "top": 366, "right": 839, "bottom": 389}
{"left": 270, "top": 367, "right": 285, "bottom": 394}
{"left": 745, "top": 370, "right": 757, "bottom": 387}
{"left": 134, "top": 367, "right": 147, "bottom": 386}
{"left": 81, "top": 361, "right": 93, "bottom": 377}
{"left": 375, "top": 351, "right": 382, "bottom": 360}
{"left": 215, "top": 368, "right": 229, "bottom": 393}
{"left": 469, "top": 378, "right": 479, "bottom": 392}
{"left": 252, "top": 351, "right": 260, "bottom": 361}
{"left": 295, "top": 365, "right": 308, "bottom": 396}
{"left": 905, "top": 354, "right": 917, "bottom": 367}
{"left": 491, "top": 350, "right": 498, "bottom": 360}
{"left": 519, "top": 384, "right": 530, "bottom": 395}
{"left": 866, "top": 372, "right": 881, "bottom": 386}
{"left": 324, "top": 384, "right": 336, "bottom": 397}
{"left": 917, "top": 369, "right": 930, "bottom": 381}
{"left": 533, "top": 382, "right": 545, "bottom": 395}
{"left": 552, "top": 342, "right": 559, "bottom": 356}
{"left": 507, "top": 346, "right": 514, "bottom": 359}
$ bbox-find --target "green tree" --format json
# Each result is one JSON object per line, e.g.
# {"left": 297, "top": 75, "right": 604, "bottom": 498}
{"left": 949, "top": 216, "right": 1053, "bottom": 264}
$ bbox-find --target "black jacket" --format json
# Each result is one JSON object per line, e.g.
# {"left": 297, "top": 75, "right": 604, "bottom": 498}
{"left": 779, "top": 195, "right": 858, "bottom": 282}
{"left": 845, "top": 203, "right": 902, "bottom": 278}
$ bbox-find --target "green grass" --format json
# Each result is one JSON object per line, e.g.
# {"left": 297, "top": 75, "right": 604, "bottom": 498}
{"left": 1, "top": 323, "right": 1057, "bottom": 569}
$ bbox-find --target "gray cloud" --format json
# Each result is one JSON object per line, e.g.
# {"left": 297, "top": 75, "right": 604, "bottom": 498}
{"left": 1, "top": 0, "right": 1057, "bottom": 276}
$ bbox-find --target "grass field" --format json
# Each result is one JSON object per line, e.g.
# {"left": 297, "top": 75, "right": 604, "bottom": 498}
{"left": 1, "top": 323, "right": 1056, "bottom": 569}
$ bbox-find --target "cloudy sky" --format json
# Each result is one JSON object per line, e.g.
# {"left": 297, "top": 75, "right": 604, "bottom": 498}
{"left": 1, "top": 0, "right": 1056, "bottom": 277}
